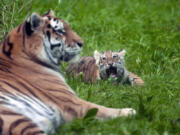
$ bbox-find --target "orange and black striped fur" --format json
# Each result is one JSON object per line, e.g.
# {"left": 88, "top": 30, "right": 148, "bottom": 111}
{"left": 67, "top": 50, "right": 144, "bottom": 86}
{"left": 0, "top": 10, "right": 136, "bottom": 135}
{"left": 66, "top": 56, "right": 100, "bottom": 83}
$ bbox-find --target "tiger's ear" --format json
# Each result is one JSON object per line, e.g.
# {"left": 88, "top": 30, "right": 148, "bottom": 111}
{"left": 26, "top": 13, "right": 42, "bottom": 35}
{"left": 118, "top": 49, "right": 126, "bottom": 59}
{"left": 94, "top": 50, "right": 101, "bottom": 65}
{"left": 42, "top": 9, "right": 55, "bottom": 16}
{"left": 30, "top": 13, "right": 42, "bottom": 30}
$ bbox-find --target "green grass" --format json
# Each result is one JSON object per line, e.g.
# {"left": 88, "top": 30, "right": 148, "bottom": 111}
{"left": 1, "top": 0, "right": 180, "bottom": 134}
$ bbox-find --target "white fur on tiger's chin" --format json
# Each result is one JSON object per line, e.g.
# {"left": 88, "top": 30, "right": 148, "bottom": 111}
{"left": 68, "top": 54, "right": 80, "bottom": 64}
{"left": 0, "top": 93, "right": 63, "bottom": 134}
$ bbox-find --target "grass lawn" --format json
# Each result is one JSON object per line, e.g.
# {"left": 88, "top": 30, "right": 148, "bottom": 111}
{"left": 0, "top": 0, "right": 180, "bottom": 134}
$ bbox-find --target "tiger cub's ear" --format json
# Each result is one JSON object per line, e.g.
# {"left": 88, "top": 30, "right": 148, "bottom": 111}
{"left": 118, "top": 49, "right": 126, "bottom": 59}
{"left": 25, "top": 13, "right": 43, "bottom": 35}
{"left": 94, "top": 50, "right": 101, "bottom": 65}
{"left": 42, "top": 9, "right": 55, "bottom": 16}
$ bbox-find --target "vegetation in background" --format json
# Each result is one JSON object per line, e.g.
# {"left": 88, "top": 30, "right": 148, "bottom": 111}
{"left": 0, "top": 0, "right": 180, "bottom": 134}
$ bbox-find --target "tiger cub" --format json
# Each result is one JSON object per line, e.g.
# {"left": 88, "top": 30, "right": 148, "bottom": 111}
{"left": 66, "top": 50, "right": 144, "bottom": 86}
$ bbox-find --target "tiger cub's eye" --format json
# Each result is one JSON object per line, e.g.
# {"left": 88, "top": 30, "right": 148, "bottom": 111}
{"left": 113, "top": 55, "right": 118, "bottom": 59}
{"left": 102, "top": 57, "right": 106, "bottom": 60}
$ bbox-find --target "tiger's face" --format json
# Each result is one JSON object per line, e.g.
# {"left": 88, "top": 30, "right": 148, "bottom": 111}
{"left": 94, "top": 50, "right": 126, "bottom": 79}
{"left": 23, "top": 10, "right": 83, "bottom": 66}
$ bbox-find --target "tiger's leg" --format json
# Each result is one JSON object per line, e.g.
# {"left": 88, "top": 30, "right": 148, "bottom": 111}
{"left": 129, "top": 72, "right": 144, "bottom": 86}
{"left": 0, "top": 106, "right": 45, "bottom": 135}
{"left": 60, "top": 96, "right": 136, "bottom": 122}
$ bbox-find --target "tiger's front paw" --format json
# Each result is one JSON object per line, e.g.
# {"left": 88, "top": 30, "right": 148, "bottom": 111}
{"left": 118, "top": 108, "right": 136, "bottom": 116}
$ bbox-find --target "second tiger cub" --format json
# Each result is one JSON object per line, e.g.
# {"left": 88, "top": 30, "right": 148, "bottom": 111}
{"left": 66, "top": 50, "right": 144, "bottom": 86}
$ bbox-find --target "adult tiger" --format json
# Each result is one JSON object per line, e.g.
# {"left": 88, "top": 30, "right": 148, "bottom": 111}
{"left": 0, "top": 10, "right": 136, "bottom": 135}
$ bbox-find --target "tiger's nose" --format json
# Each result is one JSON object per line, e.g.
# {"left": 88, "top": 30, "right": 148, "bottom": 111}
{"left": 77, "top": 42, "right": 83, "bottom": 47}
{"left": 108, "top": 63, "right": 113, "bottom": 66}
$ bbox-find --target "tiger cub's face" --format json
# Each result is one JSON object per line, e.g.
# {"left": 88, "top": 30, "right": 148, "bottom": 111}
{"left": 94, "top": 50, "right": 126, "bottom": 80}
{"left": 24, "top": 10, "right": 83, "bottom": 66}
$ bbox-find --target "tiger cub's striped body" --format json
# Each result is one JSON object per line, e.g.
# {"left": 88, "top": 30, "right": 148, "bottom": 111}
{"left": 66, "top": 56, "right": 100, "bottom": 83}
{"left": 67, "top": 50, "right": 144, "bottom": 86}
{"left": 0, "top": 10, "right": 135, "bottom": 135}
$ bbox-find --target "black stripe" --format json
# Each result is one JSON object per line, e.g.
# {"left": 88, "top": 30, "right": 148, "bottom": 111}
{"left": 0, "top": 62, "right": 11, "bottom": 68}
{"left": 0, "top": 95, "right": 8, "bottom": 100}
{"left": 38, "top": 89, "right": 59, "bottom": 104}
{"left": 0, "top": 67, "right": 10, "bottom": 73}
{"left": 1, "top": 81, "right": 27, "bottom": 95}
{"left": 2, "top": 36, "right": 13, "bottom": 58}
{"left": 31, "top": 58, "right": 57, "bottom": 71}
{"left": 22, "top": 22, "right": 27, "bottom": 50}
{"left": 42, "top": 78, "right": 65, "bottom": 84}
{"left": 0, "top": 101, "right": 8, "bottom": 105}
{"left": 24, "top": 21, "right": 33, "bottom": 36}
{"left": 0, "top": 86, "right": 10, "bottom": 93}
{"left": 29, "top": 130, "right": 44, "bottom": 135}
{"left": 17, "top": 23, "right": 23, "bottom": 33}
{"left": 46, "top": 31, "right": 51, "bottom": 41}
{"left": 48, "top": 88, "right": 74, "bottom": 96}
{"left": 0, "top": 58, "right": 11, "bottom": 68}
{"left": 0, "top": 116, "right": 3, "bottom": 135}
{"left": 20, "top": 123, "right": 37, "bottom": 135}
{"left": 53, "top": 94, "right": 81, "bottom": 106}
{"left": 0, "top": 110, "right": 21, "bottom": 116}
{"left": 9, "top": 118, "right": 29, "bottom": 135}
{"left": 16, "top": 81, "right": 39, "bottom": 99}
{"left": 50, "top": 43, "right": 61, "bottom": 50}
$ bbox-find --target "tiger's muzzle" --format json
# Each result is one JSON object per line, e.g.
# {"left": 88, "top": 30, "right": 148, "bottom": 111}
{"left": 106, "top": 66, "right": 118, "bottom": 78}
{"left": 60, "top": 43, "right": 82, "bottom": 63}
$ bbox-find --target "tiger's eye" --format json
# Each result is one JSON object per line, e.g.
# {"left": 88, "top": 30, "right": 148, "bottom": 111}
{"left": 57, "top": 29, "right": 65, "bottom": 35}
{"left": 113, "top": 55, "right": 118, "bottom": 59}
{"left": 102, "top": 57, "right": 106, "bottom": 60}
{"left": 118, "top": 61, "right": 122, "bottom": 64}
